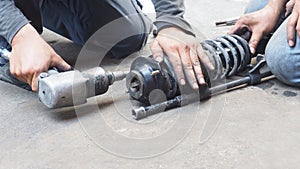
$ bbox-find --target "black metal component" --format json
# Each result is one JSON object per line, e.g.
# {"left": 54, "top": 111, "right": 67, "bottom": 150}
{"left": 132, "top": 95, "right": 183, "bottom": 120}
{"left": 215, "top": 18, "right": 238, "bottom": 27}
{"left": 127, "top": 34, "right": 252, "bottom": 105}
{"left": 127, "top": 34, "right": 274, "bottom": 120}
{"left": 126, "top": 57, "right": 180, "bottom": 104}
{"left": 200, "top": 34, "right": 252, "bottom": 81}
{"left": 132, "top": 92, "right": 202, "bottom": 120}
{"left": 132, "top": 59, "right": 274, "bottom": 120}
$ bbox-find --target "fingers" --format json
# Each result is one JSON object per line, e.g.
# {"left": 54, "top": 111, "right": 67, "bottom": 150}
{"left": 31, "top": 72, "right": 39, "bottom": 92}
{"left": 286, "top": 0, "right": 295, "bottom": 16}
{"left": 153, "top": 28, "right": 209, "bottom": 89}
{"left": 9, "top": 52, "right": 34, "bottom": 85}
{"left": 165, "top": 50, "right": 186, "bottom": 86}
{"left": 179, "top": 47, "right": 199, "bottom": 89}
{"left": 50, "top": 53, "right": 71, "bottom": 71}
{"left": 10, "top": 61, "right": 38, "bottom": 91}
{"left": 248, "top": 30, "right": 264, "bottom": 54}
{"left": 228, "top": 17, "right": 244, "bottom": 34}
{"left": 10, "top": 50, "right": 70, "bottom": 92}
{"left": 228, "top": 16, "right": 250, "bottom": 35}
{"left": 150, "top": 39, "right": 164, "bottom": 62}
{"left": 30, "top": 53, "right": 70, "bottom": 91}
{"left": 287, "top": 12, "right": 298, "bottom": 47}
{"left": 228, "top": 23, "right": 242, "bottom": 35}
{"left": 297, "top": 15, "right": 300, "bottom": 40}
{"left": 229, "top": 16, "right": 262, "bottom": 54}
{"left": 197, "top": 46, "right": 214, "bottom": 70}
{"left": 190, "top": 48, "right": 205, "bottom": 86}
{"left": 9, "top": 65, "right": 27, "bottom": 84}
{"left": 229, "top": 18, "right": 252, "bottom": 43}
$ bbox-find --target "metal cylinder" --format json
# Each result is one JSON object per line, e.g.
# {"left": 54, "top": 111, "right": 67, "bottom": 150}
{"left": 126, "top": 57, "right": 179, "bottom": 104}
{"left": 38, "top": 67, "right": 127, "bottom": 108}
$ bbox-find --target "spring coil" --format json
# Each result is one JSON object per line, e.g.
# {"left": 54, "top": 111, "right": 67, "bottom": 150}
{"left": 201, "top": 34, "right": 252, "bottom": 81}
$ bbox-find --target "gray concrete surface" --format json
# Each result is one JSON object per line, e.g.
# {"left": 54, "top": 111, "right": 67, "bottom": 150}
{"left": 1, "top": 0, "right": 300, "bottom": 168}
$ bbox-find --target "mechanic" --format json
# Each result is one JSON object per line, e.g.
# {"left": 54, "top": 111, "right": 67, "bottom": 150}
{"left": 0, "top": 0, "right": 213, "bottom": 91}
{"left": 230, "top": 0, "right": 300, "bottom": 87}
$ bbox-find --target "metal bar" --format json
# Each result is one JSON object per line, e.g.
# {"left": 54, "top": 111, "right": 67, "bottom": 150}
{"left": 132, "top": 70, "right": 274, "bottom": 120}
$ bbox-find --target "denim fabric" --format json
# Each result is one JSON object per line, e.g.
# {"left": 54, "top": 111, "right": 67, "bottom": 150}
{"left": 244, "top": 0, "right": 269, "bottom": 13}
{"left": 266, "top": 19, "right": 300, "bottom": 87}
{"left": 0, "top": 0, "right": 153, "bottom": 90}
{"left": 245, "top": 0, "right": 300, "bottom": 87}
{"left": 41, "top": 0, "right": 153, "bottom": 59}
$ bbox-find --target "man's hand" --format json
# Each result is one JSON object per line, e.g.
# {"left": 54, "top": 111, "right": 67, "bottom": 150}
{"left": 10, "top": 24, "right": 71, "bottom": 91}
{"left": 150, "top": 27, "right": 214, "bottom": 90}
{"left": 287, "top": 0, "right": 300, "bottom": 47}
{"left": 229, "top": 5, "right": 281, "bottom": 54}
{"left": 285, "top": 0, "right": 295, "bottom": 17}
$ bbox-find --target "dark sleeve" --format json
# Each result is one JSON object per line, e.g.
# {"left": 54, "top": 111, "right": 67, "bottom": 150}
{"left": 0, "top": 0, "right": 29, "bottom": 44}
{"left": 151, "top": 0, "right": 195, "bottom": 36}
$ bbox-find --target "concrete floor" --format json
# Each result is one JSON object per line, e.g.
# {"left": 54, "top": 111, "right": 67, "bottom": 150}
{"left": 1, "top": 0, "right": 300, "bottom": 168}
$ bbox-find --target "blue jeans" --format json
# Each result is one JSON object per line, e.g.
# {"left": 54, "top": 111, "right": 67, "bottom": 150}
{"left": 246, "top": 0, "right": 300, "bottom": 87}
{"left": 41, "top": 0, "right": 152, "bottom": 59}
{"left": 0, "top": 0, "right": 153, "bottom": 91}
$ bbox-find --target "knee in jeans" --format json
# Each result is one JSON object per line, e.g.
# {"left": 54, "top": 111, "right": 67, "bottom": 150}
{"left": 244, "top": 0, "right": 269, "bottom": 14}
{"left": 265, "top": 42, "right": 300, "bottom": 87}
{"left": 109, "top": 33, "right": 148, "bottom": 59}
{"left": 107, "top": 16, "right": 152, "bottom": 59}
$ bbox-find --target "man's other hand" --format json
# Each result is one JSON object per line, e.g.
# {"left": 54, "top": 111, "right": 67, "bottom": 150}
{"left": 150, "top": 27, "right": 214, "bottom": 90}
{"left": 229, "top": 5, "right": 279, "bottom": 54}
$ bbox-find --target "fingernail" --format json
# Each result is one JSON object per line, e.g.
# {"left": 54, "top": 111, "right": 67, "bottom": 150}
{"left": 289, "top": 40, "right": 294, "bottom": 47}
{"left": 32, "top": 86, "right": 37, "bottom": 92}
{"left": 156, "top": 56, "right": 163, "bottom": 63}
{"left": 180, "top": 79, "right": 186, "bottom": 85}
{"left": 250, "top": 46, "right": 255, "bottom": 54}
{"left": 193, "top": 82, "right": 199, "bottom": 90}
{"left": 200, "top": 78, "right": 206, "bottom": 85}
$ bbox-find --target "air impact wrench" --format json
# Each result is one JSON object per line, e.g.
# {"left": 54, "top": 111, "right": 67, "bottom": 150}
{"left": 0, "top": 48, "right": 127, "bottom": 108}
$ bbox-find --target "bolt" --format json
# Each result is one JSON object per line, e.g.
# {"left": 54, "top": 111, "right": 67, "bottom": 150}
{"left": 39, "top": 72, "right": 49, "bottom": 79}
{"left": 151, "top": 70, "right": 160, "bottom": 76}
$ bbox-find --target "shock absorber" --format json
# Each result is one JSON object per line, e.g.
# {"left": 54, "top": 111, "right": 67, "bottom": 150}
{"left": 127, "top": 34, "right": 252, "bottom": 104}
{"left": 126, "top": 34, "right": 273, "bottom": 120}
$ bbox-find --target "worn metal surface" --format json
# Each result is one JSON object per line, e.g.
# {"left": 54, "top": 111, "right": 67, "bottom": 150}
{"left": 38, "top": 67, "right": 127, "bottom": 108}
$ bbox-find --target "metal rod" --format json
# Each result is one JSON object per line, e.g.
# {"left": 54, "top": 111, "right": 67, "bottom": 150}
{"left": 132, "top": 71, "right": 274, "bottom": 120}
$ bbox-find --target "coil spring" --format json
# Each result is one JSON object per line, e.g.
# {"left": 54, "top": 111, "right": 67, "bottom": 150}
{"left": 201, "top": 34, "right": 252, "bottom": 81}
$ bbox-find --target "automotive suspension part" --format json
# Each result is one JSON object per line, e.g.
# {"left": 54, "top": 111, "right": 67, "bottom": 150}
{"left": 126, "top": 35, "right": 274, "bottom": 120}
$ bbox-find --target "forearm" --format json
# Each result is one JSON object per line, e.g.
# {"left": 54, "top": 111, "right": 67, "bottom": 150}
{"left": 151, "top": 0, "right": 194, "bottom": 36}
{"left": 0, "top": 0, "right": 29, "bottom": 44}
